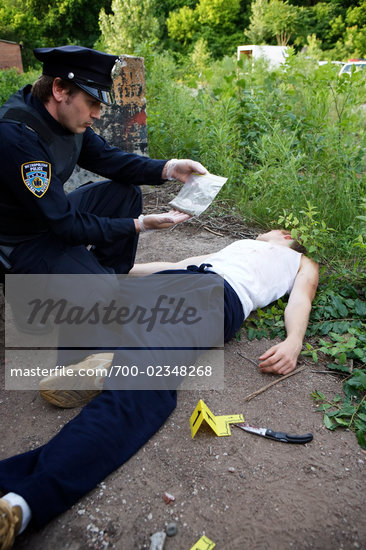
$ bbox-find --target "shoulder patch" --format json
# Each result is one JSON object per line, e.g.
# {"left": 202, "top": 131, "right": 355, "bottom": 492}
{"left": 21, "top": 161, "right": 51, "bottom": 198}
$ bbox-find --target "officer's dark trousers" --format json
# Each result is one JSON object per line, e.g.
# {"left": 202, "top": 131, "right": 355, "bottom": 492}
{"left": 0, "top": 270, "right": 244, "bottom": 528}
{"left": 10, "top": 180, "right": 142, "bottom": 275}
{"left": 0, "top": 389, "right": 177, "bottom": 527}
{"left": 7, "top": 179, "right": 143, "bottom": 366}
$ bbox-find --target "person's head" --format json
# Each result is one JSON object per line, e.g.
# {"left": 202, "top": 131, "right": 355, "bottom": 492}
{"left": 31, "top": 45, "right": 121, "bottom": 133}
{"left": 31, "top": 75, "right": 80, "bottom": 104}
{"left": 256, "top": 229, "right": 307, "bottom": 254}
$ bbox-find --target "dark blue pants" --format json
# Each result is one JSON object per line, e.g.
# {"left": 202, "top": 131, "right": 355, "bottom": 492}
{"left": 155, "top": 266, "right": 244, "bottom": 344}
{"left": 0, "top": 389, "right": 177, "bottom": 527}
{"left": 10, "top": 180, "right": 142, "bottom": 275}
{"left": 0, "top": 275, "right": 244, "bottom": 527}
{"left": 7, "top": 180, "right": 142, "bottom": 365}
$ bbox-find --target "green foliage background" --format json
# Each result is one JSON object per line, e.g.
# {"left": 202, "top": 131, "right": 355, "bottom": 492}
{"left": 1, "top": 1, "right": 366, "bottom": 68}
{"left": 145, "top": 52, "right": 365, "bottom": 270}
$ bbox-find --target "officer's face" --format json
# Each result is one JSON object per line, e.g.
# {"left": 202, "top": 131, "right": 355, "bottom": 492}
{"left": 56, "top": 89, "right": 102, "bottom": 133}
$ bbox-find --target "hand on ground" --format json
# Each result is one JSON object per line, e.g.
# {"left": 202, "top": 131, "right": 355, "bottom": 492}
{"left": 258, "top": 339, "right": 302, "bottom": 375}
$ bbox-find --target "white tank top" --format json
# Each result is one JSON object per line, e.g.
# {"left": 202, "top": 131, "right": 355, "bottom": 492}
{"left": 205, "top": 240, "right": 301, "bottom": 318}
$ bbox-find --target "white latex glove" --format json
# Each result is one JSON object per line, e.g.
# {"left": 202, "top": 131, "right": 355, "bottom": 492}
{"left": 137, "top": 210, "right": 191, "bottom": 232}
{"left": 163, "top": 159, "right": 208, "bottom": 183}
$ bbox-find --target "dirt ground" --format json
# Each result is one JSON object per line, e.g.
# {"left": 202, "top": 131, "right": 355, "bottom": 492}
{"left": 0, "top": 189, "right": 365, "bottom": 550}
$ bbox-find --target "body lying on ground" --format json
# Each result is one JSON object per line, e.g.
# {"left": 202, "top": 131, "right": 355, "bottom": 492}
{"left": 0, "top": 229, "right": 319, "bottom": 549}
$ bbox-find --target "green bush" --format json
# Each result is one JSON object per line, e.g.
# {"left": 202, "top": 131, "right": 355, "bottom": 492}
{"left": 146, "top": 51, "right": 366, "bottom": 269}
{"left": 0, "top": 68, "right": 39, "bottom": 106}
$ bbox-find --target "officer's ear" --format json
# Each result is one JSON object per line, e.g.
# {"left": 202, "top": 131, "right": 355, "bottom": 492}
{"left": 52, "top": 78, "right": 67, "bottom": 103}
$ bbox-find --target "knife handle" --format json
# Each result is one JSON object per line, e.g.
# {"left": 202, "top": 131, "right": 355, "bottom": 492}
{"left": 265, "top": 429, "right": 313, "bottom": 444}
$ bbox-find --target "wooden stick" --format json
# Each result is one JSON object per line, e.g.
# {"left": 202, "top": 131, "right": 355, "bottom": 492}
{"left": 243, "top": 364, "right": 307, "bottom": 402}
{"left": 202, "top": 225, "right": 224, "bottom": 237}
{"left": 310, "top": 370, "right": 345, "bottom": 375}
{"left": 236, "top": 351, "right": 258, "bottom": 367}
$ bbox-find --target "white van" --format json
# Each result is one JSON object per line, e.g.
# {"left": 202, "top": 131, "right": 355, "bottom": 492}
{"left": 237, "top": 45, "right": 288, "bottom": 69}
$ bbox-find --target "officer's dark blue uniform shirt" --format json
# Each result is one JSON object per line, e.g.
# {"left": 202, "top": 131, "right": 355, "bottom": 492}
{"left": 0, "top": 86, "right": 166, "bottom": 246}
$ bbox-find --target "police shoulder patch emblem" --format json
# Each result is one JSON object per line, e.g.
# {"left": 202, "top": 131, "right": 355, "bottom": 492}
{"left": 21, "top": 161, "right": 51, "bottom": 198}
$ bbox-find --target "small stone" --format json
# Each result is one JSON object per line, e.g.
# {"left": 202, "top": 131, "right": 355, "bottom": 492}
{"left": 149, "top": 531, "right": 166, "bottom": 550}
{"left": 228, "top": 467, "right": 235, "bottom": 473}
{"left": 165, "top": 521, "right": 178, "bottom": 537}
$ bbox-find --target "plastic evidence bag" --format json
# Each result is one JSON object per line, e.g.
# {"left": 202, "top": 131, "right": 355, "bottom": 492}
{"left": 168, "top": 173, "right": 228, "bottom": 217}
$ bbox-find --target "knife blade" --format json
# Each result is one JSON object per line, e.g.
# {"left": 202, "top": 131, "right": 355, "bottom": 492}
{"left": 234, "top": 422, "right": 313, "bottom": 444}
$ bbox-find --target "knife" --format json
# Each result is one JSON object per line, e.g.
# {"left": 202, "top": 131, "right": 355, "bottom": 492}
{"left": 234, "top": 422, "right": 313, "bottom": 444}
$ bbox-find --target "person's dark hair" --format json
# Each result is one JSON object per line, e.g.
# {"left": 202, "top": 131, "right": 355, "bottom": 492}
{"left": 289, "top": 239, "right": 307, "bottom": 254}
{"left": 31, "top": 75, "right": 80, "bottom": 103}
{"left": 282, "top": 230, "right": 308, "bottom": 254}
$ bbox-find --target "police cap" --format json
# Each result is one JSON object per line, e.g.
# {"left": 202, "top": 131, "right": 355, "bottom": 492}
{"left": 33, "top": 45, "right": 120, "bottom": 105}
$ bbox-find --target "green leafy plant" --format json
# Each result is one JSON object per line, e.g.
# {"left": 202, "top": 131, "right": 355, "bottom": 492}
{"left": 245, "top": 299, "right": 286, "bottom": 342}
{"left": 312, "top": 372, "right": 366, "bottom": 449}
{"left": 277, "top": 203, "right": 336, "bottom": 263}
{"left": 244, "top": 279, "right": 366, "bottom": 447}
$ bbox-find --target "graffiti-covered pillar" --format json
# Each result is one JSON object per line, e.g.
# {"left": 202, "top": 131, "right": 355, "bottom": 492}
{"left": 97, "top": 55, "right": 148, "bottom": 155}
{"left": 65, "top": 55, "right": 148, "bottom": 191}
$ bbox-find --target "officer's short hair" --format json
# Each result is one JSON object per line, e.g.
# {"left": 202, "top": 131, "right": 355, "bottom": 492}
{"left": 31, "top": 75, "right": 80, "bottom": 103}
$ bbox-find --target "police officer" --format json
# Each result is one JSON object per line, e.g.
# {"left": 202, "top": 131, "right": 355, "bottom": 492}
{"left": 0, "top": 45, "right": 207, "bottom": 275}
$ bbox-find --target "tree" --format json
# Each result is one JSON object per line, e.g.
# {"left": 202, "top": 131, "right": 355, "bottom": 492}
{"left": 166, "top": 5, "right": 199, "bottom": 45}
{"left": 303, "top": 33, "right": 324, "bottom": 60}
{"left": 99, "top": 0, "right": 160, "bottom": 54}
{"left": 0, "top": 0, "right": 43, "bottom": 67}
{"left": 155, "top": 0, "right": 197, "bottom": 20}
{"left": 196, "top": 0, "right": 241, "bottom": 31}
{"left": 190, "top": 37, "right": 211, "bottom": 74}
{"left": 303, "top": 0, "right": 366, "bottom": 59}
{"left": 43, "top": 0, "right": 112, "bottom": 49}
{"left": 342, "top": 0, "right": 366, "bottom": 57}
{"left": 266, "top": 0, "right": 301, "bottom": 45}
{"left": 0, "top": 0, "right": 111, "bottom": 68}
{"left": 166, "top": 0, "right": 249, "bottom": 57}
{"left": 244, "top": 0, "right": 272, "bottom": 44}
{"left": 245, "top": 0, "right": 301, "bottom": 46}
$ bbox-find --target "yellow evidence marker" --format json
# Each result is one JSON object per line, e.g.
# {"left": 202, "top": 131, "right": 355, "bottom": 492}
{"left": 190, "top": 535, "right": 216, "bottom": 550}
{"left": 190, "top": 399, "right": 244, "bottom": 438}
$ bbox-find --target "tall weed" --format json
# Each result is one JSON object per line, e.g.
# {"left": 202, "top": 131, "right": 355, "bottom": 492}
{"left": 146, "top": 52, "right": 365, "bottom": 266}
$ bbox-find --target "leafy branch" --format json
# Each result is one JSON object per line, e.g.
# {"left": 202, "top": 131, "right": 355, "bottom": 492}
{"left": 312, "top": 371, "right": 366, "bottom": 449}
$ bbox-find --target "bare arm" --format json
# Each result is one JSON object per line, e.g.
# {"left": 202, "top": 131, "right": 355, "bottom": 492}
{"left": 258, "top": 255, "right": 319, "bottom": 375}
{"left": 129, "top": 254, "right": 211, "bottom": 277}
